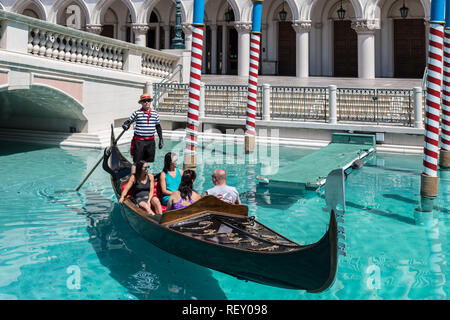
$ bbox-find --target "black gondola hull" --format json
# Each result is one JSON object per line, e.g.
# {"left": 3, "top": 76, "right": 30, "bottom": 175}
{"left": 105, "top": 128, "right": 338, "bottom": 292}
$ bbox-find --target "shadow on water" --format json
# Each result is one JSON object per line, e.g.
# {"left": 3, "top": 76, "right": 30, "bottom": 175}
{"left": 0, "top": 140, "right": 55, "bottom": 156}
{"left": 383, "top": 194, "right": 449, "bottom": 215}
{"left": 64, "top": 190, "right": 228, "bottom": 300}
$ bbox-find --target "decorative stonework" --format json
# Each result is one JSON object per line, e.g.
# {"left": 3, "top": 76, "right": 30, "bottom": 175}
{"left": 351, "top": 19, "right": 380, "bottom": 33}
{"left": 234, "top": 22, "right": 252, "bottom": 33}
{"left": 85, "top": 24, "right": 103, "bottom": 34}
{"left": 182, "top": 23, "right": 193, "bottom": 35}
{"left": 292, "top": 20, "right": 312, "bottom": 33}
{"left": 131, "top": 24, "right": 149, "bottom": 35}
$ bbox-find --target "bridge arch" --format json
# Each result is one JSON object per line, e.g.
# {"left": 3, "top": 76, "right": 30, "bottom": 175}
{"left": 0, "top": 85, "right": 87, "bottom": 133}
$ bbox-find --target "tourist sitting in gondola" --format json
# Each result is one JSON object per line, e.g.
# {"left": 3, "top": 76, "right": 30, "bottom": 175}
{"left": 166, "top": 170, "right": 201, "bottom": 210}
{"left": 119, "top": 160, "right": 162, "bottom": 216}
{"left": 203, "top": 169, "right": 241, "bottom": 205}
{"left": 159, "top": 152, "right": 183, "bottom": 206}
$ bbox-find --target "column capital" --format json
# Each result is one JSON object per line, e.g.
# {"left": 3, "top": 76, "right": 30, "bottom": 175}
{"left": 182, "top": 23, "right": 193, "bottom": 34}
{"left": 292, "top": 20, "right": 312, "bottom": 33}
{"left": 210, "top": 24, "right": 218, "bottom": 31}
{"left": 131, "top": 24, "right": 149, "bottom": 35}
{"left": 86, "top": 24, "right": 103, "bottom": 34}
{"left": 351, "top": 19, "right": 380, "bottom": 34}
{"left": 234, "top": 21, "right": 252, "bottom": 34}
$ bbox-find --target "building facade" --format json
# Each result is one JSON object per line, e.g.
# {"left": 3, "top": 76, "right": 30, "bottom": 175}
{"left": 0, "top": 0, "right": 432, "bottom": 79}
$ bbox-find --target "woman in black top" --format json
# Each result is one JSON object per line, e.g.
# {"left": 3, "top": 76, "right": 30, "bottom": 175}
{"left": 119, "top": 160, "right": 162, "bottom": 216}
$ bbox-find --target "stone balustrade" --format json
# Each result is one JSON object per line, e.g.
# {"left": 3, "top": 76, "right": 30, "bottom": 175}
{"left": 0, "top": 10, "right": 180, "bottom": 78}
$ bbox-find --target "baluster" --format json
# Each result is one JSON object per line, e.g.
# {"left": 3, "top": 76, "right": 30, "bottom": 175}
{"left": 92, "top": 43, "right": 99, "bottom": 65}
{"left": 76, "top": 38, "right": 83, "bottom": 63}
{"left": 32, "top": 28, "right": 40, "bottom": 55}
{"left": 117, "top": 49, "right": 123, "bottom": 69}
{"left": 81, "top": 40, "right": 88, "bottom": 64}
{"left": 87, "top": 41, "right": 94, "bottom": 65}
{"left": 64, "top": 37, "right": 71, "bottom": 61}
{"left": 97, "top": 45, "right": 104, "bottom": 66}
{"left": 58, "top": 35, "right": 66, "bottom": 60}
{"left": 45, "top": 32, "right": 54, "bottom": 58}
{"left": 112, "top": 47, "right": 118, "bottom": 69}
{"left": 27, "top": 30, "right": 34, "bottom": 53}
{"left": 52, "top": 33, "right": 60, "bottom": 59}
{"left": 39, "top": 29, "right": 47, "bottom": 56}
{"left": 70, "top": 38, "right": 77, "bottom": 62}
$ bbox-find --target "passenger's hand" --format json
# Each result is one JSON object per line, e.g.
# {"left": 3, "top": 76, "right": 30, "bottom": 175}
{"left": 159, "top": 138, "right": 164, "bottom": 149}
{"left": 119, "top": 196, "right": 124, "bottom": 203}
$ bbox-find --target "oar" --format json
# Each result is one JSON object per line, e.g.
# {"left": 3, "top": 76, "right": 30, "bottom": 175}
{"left": 74, "top": 129, "right": 126, "bottom": 192}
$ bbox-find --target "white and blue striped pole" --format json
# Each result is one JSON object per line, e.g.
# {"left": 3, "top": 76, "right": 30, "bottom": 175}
{"left": 184, "top": 0, "right": 205, "bottom": 170}
{"left": 245, "top": 0, "right": 263, "bottom": 153}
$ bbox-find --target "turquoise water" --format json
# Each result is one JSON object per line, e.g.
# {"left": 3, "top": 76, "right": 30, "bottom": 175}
{"left": 0, "top": 138, "right": 448, "bottom": 300}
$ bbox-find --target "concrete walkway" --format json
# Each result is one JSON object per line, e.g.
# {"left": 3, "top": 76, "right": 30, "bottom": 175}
{"left": 201, "top": 75, "right": 423, "bottom": 89}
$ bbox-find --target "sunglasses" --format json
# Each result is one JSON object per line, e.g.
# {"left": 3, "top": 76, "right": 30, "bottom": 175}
{"left": 144, "top": 166, "right": 150, "bottom": 171}
{"left": 141, "top": 99, "right": 152, "bottom": 103}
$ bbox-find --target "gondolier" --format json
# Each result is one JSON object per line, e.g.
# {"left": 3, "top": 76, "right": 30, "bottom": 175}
{"left": 122, "top": 93, "right": 164, "bottom": 165}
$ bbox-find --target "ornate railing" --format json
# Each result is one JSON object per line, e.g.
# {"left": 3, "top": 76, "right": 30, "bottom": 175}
{"left": 154, "top": 82, "right": 420, "bottom": 127}
{"left": 0, "top": 10, "right": 179, "bottom": 78}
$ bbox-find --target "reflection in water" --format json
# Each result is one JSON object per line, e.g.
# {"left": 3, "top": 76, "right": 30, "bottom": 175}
{"left": 414, "top": 211, "right": 446, "bottom": 300}
{"left": 67, "top": 190, "right": 227, "bottom": 300}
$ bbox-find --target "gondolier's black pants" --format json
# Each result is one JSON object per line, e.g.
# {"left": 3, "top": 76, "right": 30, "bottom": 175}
{"left": 133, "top": 139, "right": 155, "bottom": 163}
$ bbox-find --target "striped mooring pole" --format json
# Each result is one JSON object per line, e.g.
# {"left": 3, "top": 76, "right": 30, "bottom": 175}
{"left": 245, "top": 0, "right": 263, "bottom": 153}
{"left": 420, "top": 0, "right": 445, "bottom": 211}
{"left": 184, "top": 0, "right": 205, "bottom": 170}
{"left": 441, "top": 0, "right": 450, "bottom": 169}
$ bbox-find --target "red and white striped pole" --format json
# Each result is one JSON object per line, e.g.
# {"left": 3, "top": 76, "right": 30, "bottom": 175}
{"left": 184, "top": 0, "right": 205, "bottom": 170}
{"left": 245, "top": 0, "right": 263, "bottom": 153}
{"left": 441, "top": 1, "right": 450, "bottom": 169}
{"left": 420, "top": 0, "right": 445, "bottom": 209}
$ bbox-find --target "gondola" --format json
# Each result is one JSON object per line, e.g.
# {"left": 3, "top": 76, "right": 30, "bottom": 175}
{"left": 102, "top": 127, "right": 340, "bottom": 292}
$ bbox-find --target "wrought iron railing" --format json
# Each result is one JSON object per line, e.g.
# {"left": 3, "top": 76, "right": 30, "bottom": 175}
{"left": 154, "top": 83, "right": 417, "bottom": 127}
{"left": 337, "top": 88, "right": 413, "bottom": 125}
{"left": 204, "top": 84, "right": 262, "bottom": 118}
{"left": 271, "top": 86, "right": 328, "bottom": 121}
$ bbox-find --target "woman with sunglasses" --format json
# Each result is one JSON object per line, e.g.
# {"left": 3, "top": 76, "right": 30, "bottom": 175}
{"left": 119, "top": 160, "right": 162, "bottom": 216}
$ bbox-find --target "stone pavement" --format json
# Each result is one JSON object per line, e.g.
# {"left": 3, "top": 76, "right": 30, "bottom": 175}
{"left": 201, "top": 75, "right": 423, "bottom": 89}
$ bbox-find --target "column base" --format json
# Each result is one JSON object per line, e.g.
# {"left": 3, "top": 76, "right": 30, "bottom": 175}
{"left": 439, "top": 149, "right": 450, "bottom": 169}
{"left": 245, "top": 136, "right": 255, "bottom": 154}
{"left": 420, "top": 173, "right": 438, "bottom": 198}
{"left": 183, "top": 153, "right": 197, "bottom": 170}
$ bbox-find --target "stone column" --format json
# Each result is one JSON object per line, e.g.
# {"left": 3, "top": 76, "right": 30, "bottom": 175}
{"left": 86, "top": 24, "right": 103, "bottom": 35}
{"left": 210, "top": 24, "right": 218, "bottom": 74}
{"left": 235, "top": 22, "right": 252, "bottom": 77}
{"left": 163, "top": 25, "right": 171, "bottom": 49}
{"left": 156, "top": 24, "right": 161, "bottom": 49}
{"left": 292, "top": 20, "right": 311, "bottom": 78}
{"left": 182, "top": 23, "right": 193, "bottom": 50}
{"left": 132, "top": 24, "right": 149, "bottom": 47}
{"left": 352, "top": 19, "right": 379, "bottom": 79}
{"left": 221, "top": 24, "right": 228, "bottom": 74}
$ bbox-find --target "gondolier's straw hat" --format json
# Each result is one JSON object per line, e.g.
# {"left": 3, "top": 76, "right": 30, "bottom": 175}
{"left": 138, "top": 93, "right": 153, "bottom": 103}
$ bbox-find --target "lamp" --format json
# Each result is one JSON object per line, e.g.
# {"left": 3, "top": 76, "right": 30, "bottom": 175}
{"left": 337, "top": 0, "right": 346, "bottom": 20}
{"left": 225, "top": 6, "right": 234, "bottom": 23}
{"left": 171, "top": 0, "right": 185, "bottom": 49}
{"left": 279, "top": 2, "right": 287, "bottom": 21}
{"left": 400, "top": 0, "right": 409, "bottom": 19}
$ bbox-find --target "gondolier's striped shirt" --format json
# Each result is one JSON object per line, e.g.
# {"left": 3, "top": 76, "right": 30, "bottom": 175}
{"left": 128, "top": 108, "right": 160, "bottom": 137}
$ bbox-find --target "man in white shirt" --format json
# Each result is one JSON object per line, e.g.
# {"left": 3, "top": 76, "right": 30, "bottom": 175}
{"left": 203, "top": 169, "right": 241, "bottom": 205}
